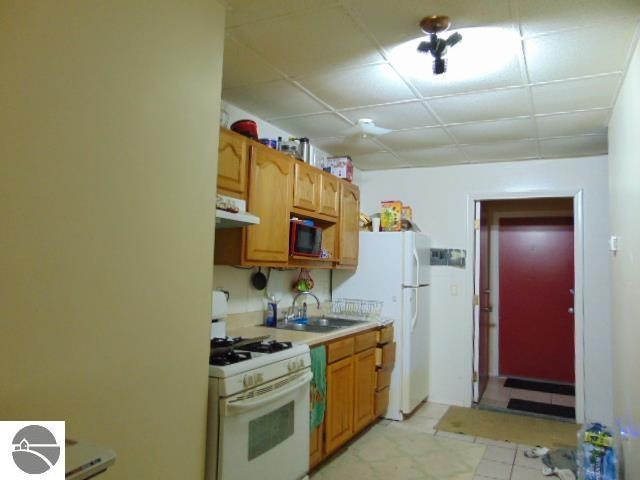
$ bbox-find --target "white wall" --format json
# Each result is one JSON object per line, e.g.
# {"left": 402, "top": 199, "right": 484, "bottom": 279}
{"left": 358, "top": 156, "right": 613, "bottom": 424}
{"left": 214, "top": 266, "right": 331, "bottom": 316}
{"left": 608, "top": 39, "right": 640, "bottom": 477}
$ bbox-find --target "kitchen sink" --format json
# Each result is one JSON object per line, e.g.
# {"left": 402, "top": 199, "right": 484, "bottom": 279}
{"left": 275, "top": 316, "right": 369, "bottom": 333}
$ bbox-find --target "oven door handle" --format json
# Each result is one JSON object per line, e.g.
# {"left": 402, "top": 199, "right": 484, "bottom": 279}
{"left": 225, "top": 371, "right": 313, "bottom": 415}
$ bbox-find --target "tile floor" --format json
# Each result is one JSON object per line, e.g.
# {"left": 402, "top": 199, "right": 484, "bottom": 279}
{"left": 312, "top": 401, "right": 556, "bottom": 480}
{"left": 479, "top": 376, "right": 576, "bottom": 411}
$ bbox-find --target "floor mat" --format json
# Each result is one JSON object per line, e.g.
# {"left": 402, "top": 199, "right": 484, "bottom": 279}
{"left": 507, "top": 398, "right": 575, "bottom": 419}
{"left": 435, "top": 406, "right": 579, "bottom": 448}
{"left": 505, "top": 378, "right": 575, "bottom": 396}
{"left": 311, "top": 423, "right": 485, "bottom": 480}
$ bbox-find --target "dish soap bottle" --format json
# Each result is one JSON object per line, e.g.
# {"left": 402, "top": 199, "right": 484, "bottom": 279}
{"left": 265, "top": 295, "right": 277, "bottom": 327}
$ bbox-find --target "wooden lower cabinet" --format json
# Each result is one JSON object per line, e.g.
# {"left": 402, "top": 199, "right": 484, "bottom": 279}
{"left": 312, "top": 329, "right": 392, "bottom": 469}
{"left": 325, "top": 355, "right": 354, "bottom": 455}
{"left": 353, "top": 348, "right": 377, "bottom": 433}
{"left": 309, "top": 423, "right": 324, "bottom": 469}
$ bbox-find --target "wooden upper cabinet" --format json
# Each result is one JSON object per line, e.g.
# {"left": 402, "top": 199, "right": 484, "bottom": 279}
{"left": 245, "top": 145, "right": 293, "bottom": 263}
{"left": 338, "top": 182, "right": 360, "bottom": 267}
{"left": 217, "top": 128, "right": 249, "bottom": 198}
{"left": 353, "top": 347, "right": 377, "bottom": 433}
{"left": 318, "top": 173, "right": 340, "bottom": 218}
{"left": 293, "top": 162, "right": 320, "bottom": 212}
{"left": 325, "top": 356, "right": 354, "bottom": 455}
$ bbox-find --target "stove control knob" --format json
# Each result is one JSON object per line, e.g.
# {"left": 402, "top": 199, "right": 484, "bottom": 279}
{"left": 256, "top": 373, "right": 264, "bottom": 384}
{"left": 288, "top": 360, "right": 296, "bottom": 372}
{"left": 243, "top": 375, "right": 254, "bottom": 387}
{"left": 298, "top": 359, "right": 304, "bottom": 368}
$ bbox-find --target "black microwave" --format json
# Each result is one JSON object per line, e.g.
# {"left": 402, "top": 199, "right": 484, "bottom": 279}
{"left": 290, "top": 221, "right": 322, "bottom": 257}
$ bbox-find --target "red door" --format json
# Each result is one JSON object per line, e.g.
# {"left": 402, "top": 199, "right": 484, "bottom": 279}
{"left": 499, "top": 217, "right": 575, "bottom": 383}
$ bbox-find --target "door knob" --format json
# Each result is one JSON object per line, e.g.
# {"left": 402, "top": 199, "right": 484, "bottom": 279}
{"left": 570, "top": 288, "right": 575, "bottom": 295}
{"left": 568, "top": 307, "right": 575, "bottom": 314}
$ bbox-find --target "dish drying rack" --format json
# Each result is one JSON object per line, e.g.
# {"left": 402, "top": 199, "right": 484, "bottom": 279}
{"left": 326, "top": 298, "right": 383, "bottom": 321}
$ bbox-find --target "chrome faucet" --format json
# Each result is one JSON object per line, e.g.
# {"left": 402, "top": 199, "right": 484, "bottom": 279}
{"left": 291, "top": 291, "right": 320, "bottom": 320}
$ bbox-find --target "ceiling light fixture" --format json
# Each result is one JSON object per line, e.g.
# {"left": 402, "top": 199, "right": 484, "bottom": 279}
{"left": 416, "top": 15, "right": 462, "bottom": 75}
{"left": 343, "top": 119, "right": 391, "bottom": 139}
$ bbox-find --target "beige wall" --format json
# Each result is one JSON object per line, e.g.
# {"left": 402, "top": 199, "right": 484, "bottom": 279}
{"left": 608, "top": 38, "right": 640, "bottom": 478}
{"left": 0, "top": 2, "right": 225, "bottom": 479}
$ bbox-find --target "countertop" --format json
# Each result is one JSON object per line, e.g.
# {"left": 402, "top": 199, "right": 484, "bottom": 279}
{"left": 226, "top": 317, "right": 393, "bottom": 347}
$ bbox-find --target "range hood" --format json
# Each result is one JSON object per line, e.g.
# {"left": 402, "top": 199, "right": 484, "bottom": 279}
{"left": 215, "top": 209, "right": 260, "bottom": 229}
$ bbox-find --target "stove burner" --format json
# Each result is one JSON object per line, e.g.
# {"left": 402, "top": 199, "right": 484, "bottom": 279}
{"left": 209, "top": 350, "right": 252, "bottom": 366}
{"left": 210, "top": 336, "right": 242, "bottom": 349}
{"left": 242, "top": 340, "right": 293, "bottom": 354}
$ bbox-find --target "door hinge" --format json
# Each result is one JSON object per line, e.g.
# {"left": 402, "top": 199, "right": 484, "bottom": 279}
{"left": 473, "top": 371, "right": 479, "bottom": 382}
{"left": 474, "top": 219, "right": 480, "bottom": 230}
{"left": 474, "top": 294, "right": 479, "bottom": 306}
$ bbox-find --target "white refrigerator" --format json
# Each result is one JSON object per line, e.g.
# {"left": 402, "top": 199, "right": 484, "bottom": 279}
{"left": 333, "top": 231, "right": 431, "bottom": 421}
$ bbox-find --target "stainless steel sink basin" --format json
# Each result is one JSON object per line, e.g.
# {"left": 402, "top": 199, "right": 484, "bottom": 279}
{"left": 275, "top": 316, "right": 369, "bottom": 332}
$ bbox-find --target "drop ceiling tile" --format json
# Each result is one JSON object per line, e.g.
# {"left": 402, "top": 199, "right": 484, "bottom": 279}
{"left": 271, "top": 113, "right": 352, "bottom": 138}
{"left": 224, "top": 0, "right": 341, "bottom": 28}
{"left": 523, "top": 20, "right": 638, "bottom": 82}
{"left": 222, "top": 36, "right": 283, "bottom": 89}
{"left": 351, "top": 152, "right": 407, "bottom": 170}
{"left": 462, "top": 140, "right": 539, "bottom": 161}
{"left": 378, "top": 127, "right": 454, "bottom": 151}
{"left": 536, "top": 110, "right": 610, "bottom": 138}
{"left": 539, "top": 135, "right": 608, "bottom": 158}
{"left": 388, "top": 25, "right": 526, "bottom": 97}
{"left": 427, "top": 88, "right": 532, "bottom": 124}
{"left": 448, "top": 117, "right": 536, "bottom": 144}
{"left": 340, "top": 101, "right": 438, "bottom": 130}
{"left": 311, "top": 136, "right": 381, "bottom": 157}
{"left": 298, "top": 64, "right": 416, "bottom": 109}
{"left": 343, "top": 0, "right": 512, "bottom": 47}
{"left": 222, "top": 80, "right": 328, "bottom": 119}
{"left": 531, "top": 75, "right": 621, "bottom": 114}
{"left": 228, "top": 6, "right": 383, "bottom": 77}
{"left": 398, "top": 146, "right": 467, "bottom": 166}
{"left": 517, "top": 0, "right": 640, "bottom": 37}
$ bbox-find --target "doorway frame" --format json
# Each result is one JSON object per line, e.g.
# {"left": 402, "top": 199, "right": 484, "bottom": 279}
{"left": 466, "top": 189, "right": 585, "bottom": 424}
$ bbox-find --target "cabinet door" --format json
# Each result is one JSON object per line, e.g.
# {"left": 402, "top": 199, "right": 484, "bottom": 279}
{"left": 325, "top": 356, "right": 354, "bottom": 455}
{"left": 318, "top": 173, "right": 340, "bottom": 218}
{"left": 245, "top": 146, "right": 293, "bottom": 262}
{"left": 293, "top": 162, "right": 320, "bottom": 212}
{"left": 353, "top": 348, "right": 377, "bottom": 433}
{"left": 217, "top": 128, "right": 248, "bottom": 198}
{"left": 338, "top": 182, "right": 360, "bottom": 266}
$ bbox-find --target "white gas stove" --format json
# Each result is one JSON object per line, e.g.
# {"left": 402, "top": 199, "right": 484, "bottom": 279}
{"left": 206, "top": 337, "right": 312, "bottom": 480}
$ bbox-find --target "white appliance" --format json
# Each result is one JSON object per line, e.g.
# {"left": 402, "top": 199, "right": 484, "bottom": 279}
{"left": 211, "top": 290, "right": 228, "bottom": 339}
{"left": 333, "top": 231, "right": 431, "bottom": 420}
{"left": 206, "top": 339, "right": 312, "bottom": 480}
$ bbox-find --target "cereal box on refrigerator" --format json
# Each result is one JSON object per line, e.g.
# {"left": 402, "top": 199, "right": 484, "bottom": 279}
{"left": 381, "top": 200, "right": 402, "bottom": 231}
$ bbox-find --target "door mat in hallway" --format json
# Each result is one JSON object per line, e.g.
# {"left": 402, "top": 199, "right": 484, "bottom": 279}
{"left": 507, "top": 399, "right": 575, "bottom": 419}
{"left": 435, "top": 406, "right": 579, "bottom": 448}
{"left": 505, "top": 378, "right": 575, "bottom": 396}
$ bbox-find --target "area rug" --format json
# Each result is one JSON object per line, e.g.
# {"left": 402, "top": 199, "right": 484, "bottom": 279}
{"left": 504, "top": 377, "right": 575, "bottom": 396}
{"left": 436, "top": 406, "right": 579, "bottom": 448}
{"left": 507, "top": 398, "right": 575, "bottom": 419}
{"left": 311, "top": 423, "right": 485, "bottom": 480}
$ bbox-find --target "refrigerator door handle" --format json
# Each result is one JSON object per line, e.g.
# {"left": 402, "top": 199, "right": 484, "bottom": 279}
{"left": 410, "top": 288, "right": 418, "bottom": 332}
{"left": 412, "top": 248, "right": 420, "bottom": 287}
